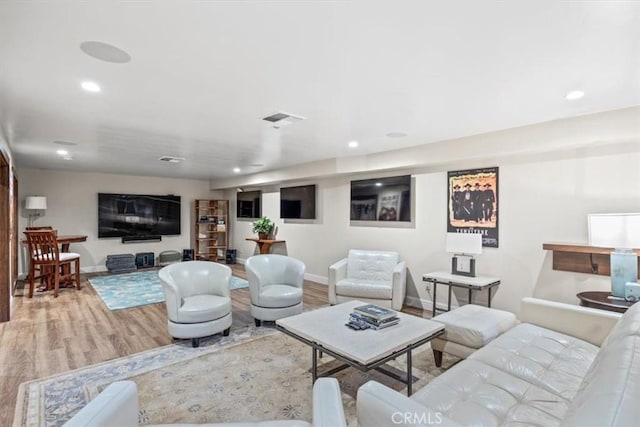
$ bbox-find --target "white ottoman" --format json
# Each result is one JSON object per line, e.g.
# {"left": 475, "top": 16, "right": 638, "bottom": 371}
{"left": 431, "top": 304, "right": 517, "bottom": 367}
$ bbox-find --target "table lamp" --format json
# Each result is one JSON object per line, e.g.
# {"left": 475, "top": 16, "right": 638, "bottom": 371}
{"left": 588, "top": 213, "right": 640, "bottom": 298}
{"left": 25, "top": 196, "right": 47, "bottom": 227}
{"left": 446, "top": 232, "right": 482, "bottom": 277}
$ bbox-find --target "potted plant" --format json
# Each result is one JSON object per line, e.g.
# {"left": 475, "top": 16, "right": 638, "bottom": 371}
{"left": 252, "top": 216, "right": 274, "bottom": 240}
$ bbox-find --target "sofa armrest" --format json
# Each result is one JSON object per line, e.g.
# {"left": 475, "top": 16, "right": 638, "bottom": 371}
{"left": 312, "top": 378, "right": 346, "bottom": 427}
{"left": 328, "top": 258, "right": 347, "bottom": 305}
{"left": 520, "top": 297, "right": 622, "bottom": 346}
{"left": 391, "top": 261, "right": 407, "bottom": 311}
{"left": 63, "top": 381, "right": 138, "bottom": 427}
{"left": 356, "top": 381, "right": 462, "bottom": 427}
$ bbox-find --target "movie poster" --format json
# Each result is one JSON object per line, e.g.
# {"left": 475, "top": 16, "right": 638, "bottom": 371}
{"left": 447, "top": 167, "right": 499, "bottom": 247}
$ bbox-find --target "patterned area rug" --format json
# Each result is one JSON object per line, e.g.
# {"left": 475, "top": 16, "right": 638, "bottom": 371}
{"left": 88, "top": 270, "right": 250, "bottom": 310}
{"left": 14, "top": 325, "right": 457, "bottom": 427}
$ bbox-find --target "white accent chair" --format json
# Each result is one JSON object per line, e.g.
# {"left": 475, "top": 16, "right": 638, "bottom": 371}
{"left": 63, "top": 378, "right": 347, "bottom": 427}
{"left": 159, "top": 261, "right": 232, "bottom": 347}
{"left": 328, "top": 249, "right": 406, "bottom": 310}
{"left": 245, "top": 254, "right": 305, "bottom": 326}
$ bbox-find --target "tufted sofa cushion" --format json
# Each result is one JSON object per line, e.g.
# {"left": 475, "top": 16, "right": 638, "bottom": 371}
{"left": 345, "top": 250, "right": 399, "bottom": 282}
{"left": 468, "top": 323, "right": 599, "bottom": 399}
{"left": 411, "top": 359, "right": 570, "bottom": 426}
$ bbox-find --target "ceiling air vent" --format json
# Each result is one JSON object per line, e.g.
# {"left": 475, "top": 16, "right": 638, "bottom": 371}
{"left": 262, "top": 111, "right": 306, "bottom": 129}
{"left": 159, "top": 156, "right": 185, "bottom": 163}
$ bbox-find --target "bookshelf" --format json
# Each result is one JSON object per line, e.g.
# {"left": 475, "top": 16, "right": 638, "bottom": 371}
{"left": 195, "top": 199, "right": 229, "bottom": 262}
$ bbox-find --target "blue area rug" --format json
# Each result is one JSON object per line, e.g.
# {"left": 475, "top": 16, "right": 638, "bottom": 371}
{"left": 88, "top": 269, "right": 249, "bottom": 310}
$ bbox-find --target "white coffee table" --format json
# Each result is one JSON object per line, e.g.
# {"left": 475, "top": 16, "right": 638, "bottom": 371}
{"left": 276, "top": 300, "right": 444, "bottom": 395}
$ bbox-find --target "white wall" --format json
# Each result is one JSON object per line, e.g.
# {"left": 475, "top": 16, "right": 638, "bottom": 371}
{"left": 229, "top": 114, "right": 640, "bottom": 315}
{"left": 18, "top": 169, "right": 222, "bottom": 274}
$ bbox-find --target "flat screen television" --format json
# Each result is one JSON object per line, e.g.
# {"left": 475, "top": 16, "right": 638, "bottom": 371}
{"left": 98, "top": 193, "right": 181, "bottom": 238}
{"left": 350, "top": 175, "right": 411, "bottom": 222}
{"left": 237, "top": 190, "right": 262, "bottom": 219}
{"left": 280, "top": 184, "right": 316, "bottom": 219}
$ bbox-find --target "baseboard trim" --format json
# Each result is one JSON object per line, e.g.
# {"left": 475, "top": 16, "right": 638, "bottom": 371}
{"left": 404, "top": 295, "right": 454, "bottom": 314}
{"left": 304, "top": 273, "right": 327, "bottom": 285}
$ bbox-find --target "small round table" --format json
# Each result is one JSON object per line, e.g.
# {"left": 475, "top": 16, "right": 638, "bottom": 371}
{"left": 576, "top": 291, "right": 635, "bottom": 313}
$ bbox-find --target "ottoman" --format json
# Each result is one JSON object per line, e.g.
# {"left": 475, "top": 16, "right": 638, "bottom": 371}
{"left": 430, "top": 304, "right": 517, "bottom": 366}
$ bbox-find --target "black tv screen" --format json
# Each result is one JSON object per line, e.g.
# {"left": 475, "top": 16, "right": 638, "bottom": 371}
{"left": 350, "top": 175, "right": 411, "bottom": 221}
{"left": 280, "top": 184, "right": 316, "bottom": 219}
{"left": 98, "top": 193, "right": 181, "bottom": 238}
{"left": 237, "top": 190, "right": 262, "bottom": 219}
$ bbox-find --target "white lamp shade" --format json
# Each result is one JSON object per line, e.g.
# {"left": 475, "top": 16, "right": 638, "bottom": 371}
{"left": 25, "top": 196, "right": 47, "bottom": 210}
{"left": 588, "top": 213, "right": 640, "bottom": 249}
{"left": 446, "top": 232, "right": 483, "bottom": 254}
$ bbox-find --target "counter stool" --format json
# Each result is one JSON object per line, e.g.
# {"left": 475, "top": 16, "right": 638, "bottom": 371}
{"left": 431, "top": 304, "right": 517, "bottom": 367}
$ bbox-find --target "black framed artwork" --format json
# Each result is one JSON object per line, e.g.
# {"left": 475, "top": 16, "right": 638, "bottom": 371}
{"left": 447, "top": 167, "right": 499, "bottom": 248}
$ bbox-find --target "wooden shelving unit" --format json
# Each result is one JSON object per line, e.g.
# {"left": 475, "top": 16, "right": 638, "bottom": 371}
{"left": 543, "top": 242, "right": 640, "bottom": 277}
{"left": 195, "top": 199, "right": 229, "bottom": 262}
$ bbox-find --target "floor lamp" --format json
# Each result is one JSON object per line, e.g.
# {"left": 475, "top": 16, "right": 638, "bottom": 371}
{"left": 588, "top": 213, "right": 640, "bottom": 298}
{"left": 25, "top": 196, "right": 47, "bottom": 227}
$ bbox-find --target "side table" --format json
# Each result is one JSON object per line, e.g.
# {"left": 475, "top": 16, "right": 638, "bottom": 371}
{"left": 245, "top": 238, "right": 285, "bottom": 254}
{"left": 577, "top": 291, "right": 635, "bottom": 313}
{"left": 423, "top": 271, "right": 501, "bottom": 315}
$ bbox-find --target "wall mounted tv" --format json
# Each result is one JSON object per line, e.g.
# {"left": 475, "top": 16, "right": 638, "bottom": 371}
{"left": 280, "top": 184, "right": 316, "bottom": 219}
{"left": 98, "top": 193, "right": 181, "bottom": 238}
{"left": 350, "top": 175, "right": 411, "bottom": 222}
{"left": 237, "top": 190, "right": 262, "bottom": 219}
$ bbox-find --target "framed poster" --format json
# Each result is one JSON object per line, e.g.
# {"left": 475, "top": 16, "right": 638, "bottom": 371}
{"left": 447, "top": 167, "right": 499, "bottom": 247}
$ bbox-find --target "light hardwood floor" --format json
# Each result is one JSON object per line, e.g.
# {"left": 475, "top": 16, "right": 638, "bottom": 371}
{"left": 0, "top": 264, "right": 425, "bottom": 424}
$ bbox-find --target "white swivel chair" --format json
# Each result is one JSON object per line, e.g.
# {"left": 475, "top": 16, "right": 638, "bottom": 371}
{"left": 328, "top": 249, "right": 407, "bottom": 311}
{"left": 159, "top": 261, "right": 232, "bottom": 347}
{"left": 245, "top": 254, "right": 305, "bottom": 326}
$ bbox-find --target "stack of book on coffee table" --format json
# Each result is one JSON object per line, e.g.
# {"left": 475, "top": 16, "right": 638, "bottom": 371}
{"left": 347, "top": 304, "right": 400, "bottom": 330}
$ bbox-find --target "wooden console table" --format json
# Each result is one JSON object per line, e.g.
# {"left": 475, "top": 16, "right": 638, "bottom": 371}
{"left": 577, "top": 291, "right": 635, "bottom": 313}
{"left": 246, "top": 238, "right": 285, "bottom": 254}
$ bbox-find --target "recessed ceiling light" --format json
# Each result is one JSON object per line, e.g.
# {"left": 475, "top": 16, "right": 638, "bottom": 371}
{"left": 56, "top": 149, "right": 68, "bottom": 156}
{"left": 233, "top": 167, "right": 241, "bottom": 173}
{"left": 375, "top": 182, "right": 382, "bottom": 187}
{"left": 158, "top": 156, "right": 185, "bottom": 163}
{"left": 565, "top": 90, "right": 585, "bottom": 100}
{"left": 348, "top": 141, "right": 359, "bottom": 148}
{"left": 386, "top": 132, "right": 408, "bottom": 138}
{"left": 53, "top": 140, "right": 78, "bottom": 146}
{"left": 81, "top": 81, "right": 101, "bottom": 93}
{"left": 80, "top": 41, "right": 131, "bottom": 64}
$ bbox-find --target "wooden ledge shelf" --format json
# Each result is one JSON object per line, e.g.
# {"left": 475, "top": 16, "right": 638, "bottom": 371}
{"left": 543, "top": 243, "right": 640, "bottom": 278}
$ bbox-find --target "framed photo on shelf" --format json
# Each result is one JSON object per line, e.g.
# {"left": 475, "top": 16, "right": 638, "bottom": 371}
{"left": 447, "top": 167, "right": 499, "bottom": 248}
{"left": 451, "top": 254, "right": 476, "bottom": 277}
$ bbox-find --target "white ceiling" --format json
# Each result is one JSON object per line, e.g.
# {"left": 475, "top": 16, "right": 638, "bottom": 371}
{"left": 1, "top": 1, "right": 639, "bottom": 182}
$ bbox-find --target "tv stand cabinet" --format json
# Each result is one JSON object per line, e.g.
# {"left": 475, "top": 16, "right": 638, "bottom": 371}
{"left": 195, "top": 199, "right": 229, "bottom": 262}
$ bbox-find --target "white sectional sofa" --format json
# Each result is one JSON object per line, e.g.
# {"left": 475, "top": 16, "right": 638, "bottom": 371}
{"left": 358, "top": 297, "right": 639, "bottom": 427}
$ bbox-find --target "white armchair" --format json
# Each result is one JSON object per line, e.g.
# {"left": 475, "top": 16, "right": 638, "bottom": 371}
{"left": 159, "top": 261, "right": 232, "bottom": 347}
{"left": 328, "top": 249, "right": 406, "bottom": 311}
{"left": 245, "top": 254, "right": 305, "bottom": 326}
{"left": 63, "top": 378, "right": 347, "bottom": 427}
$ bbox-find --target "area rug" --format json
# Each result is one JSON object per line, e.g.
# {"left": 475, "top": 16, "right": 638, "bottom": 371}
{"left": 88, "top": 270, "right": 250, "bottom": 310}
{"left": 14, "top": 326, "right": 457, "bottom": 427}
